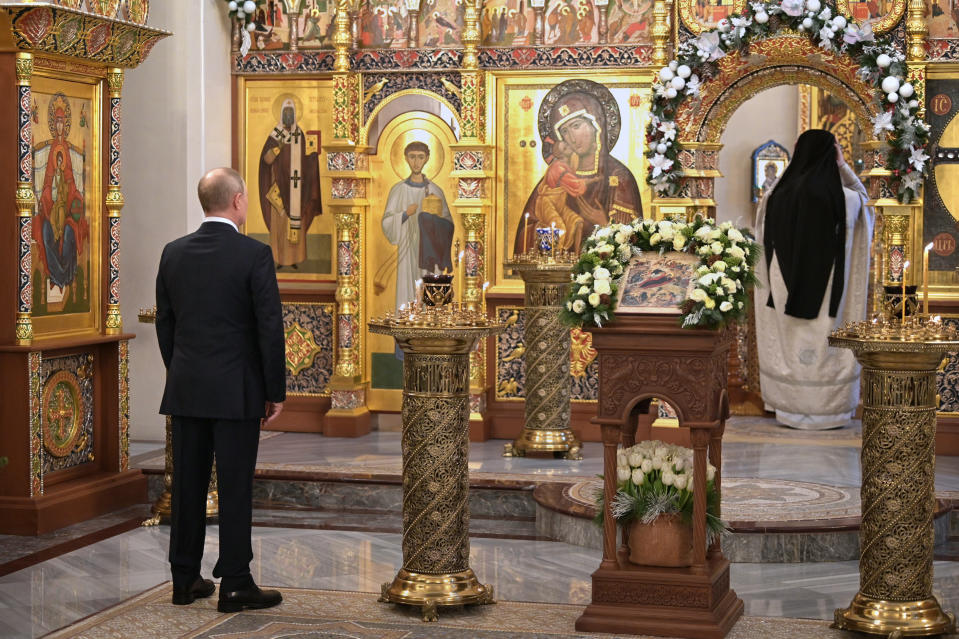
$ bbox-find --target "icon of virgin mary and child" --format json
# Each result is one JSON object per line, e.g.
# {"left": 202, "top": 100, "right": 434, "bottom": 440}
{"left": 513, "top": 79, "right": 643, "bottom": 255}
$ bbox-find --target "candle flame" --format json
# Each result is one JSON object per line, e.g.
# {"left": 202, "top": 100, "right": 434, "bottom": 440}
{"left": 926, "top": 242, "right": 934, "bottom": 252}
{"left": 459, "top": 250, "right": 465, "bottom": 259}
{"left": 525, "top": 212, "right": 530, "bottom": 219}
{"left": 904, "top": 260, "right": 910, "bottom": 269}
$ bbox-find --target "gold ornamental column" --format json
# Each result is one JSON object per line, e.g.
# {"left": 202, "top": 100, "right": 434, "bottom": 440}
{"left": 325, "top": 0, "right": 373, "bottom": 434}
{"left": 105, "top": 68, "right": 124, "bottom": 334}
{"left": 829, "top": 320, "right": 958, "bottom": 637}
{"left": 15, "top": 52, "right": 34, "bottom": 345}
{"left": 450, "top": 0, "right": 496, "bottom": 431}
{"left": 502, "top": 255, "right": 581, "bottom": 459}
{"left": 138, "top": 308, "right": 219, "bottom": 526}
{"left": 370, "top": 305, "right": 504, "bottom": 621}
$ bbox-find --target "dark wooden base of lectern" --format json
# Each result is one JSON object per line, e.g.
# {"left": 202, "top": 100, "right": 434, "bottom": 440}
{"left": 0, "top": 470, "right": 147, "bottom": 535}
{"left": 576, "top": 556, "right": 743, "bottom": 639}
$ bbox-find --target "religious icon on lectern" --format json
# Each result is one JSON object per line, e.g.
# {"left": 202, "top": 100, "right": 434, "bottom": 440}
{"left": 616, "top": 252, "right": 699, "bottom": 314}
{"left": 380, "top": 140, "right": 454, "bottom": 316}
{"left": 513, "top": 78, "right": 643, "bottom": 256}
{"left": 258, "top": 94, "right": 322, "bottom": 270}
{"left": 32, "top": 88, "right": 93, "bottom": 319}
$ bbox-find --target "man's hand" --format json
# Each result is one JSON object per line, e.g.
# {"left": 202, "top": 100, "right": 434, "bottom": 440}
{"left": 835, "top": 141, "right": 846, "bottom": 168}
{"left": 406, "top": 203, "right": 418, "bottom": 216}
{"left": 263, "top": 401, "right": 284, "bottom": 426}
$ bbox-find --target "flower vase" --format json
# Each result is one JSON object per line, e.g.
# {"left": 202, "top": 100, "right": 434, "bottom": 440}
{"left": 627, "top": 513, "right": 693, "bottom": 567}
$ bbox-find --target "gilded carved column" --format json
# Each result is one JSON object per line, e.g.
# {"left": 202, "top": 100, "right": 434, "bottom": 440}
{"left": 530, "top": 0, "right": 545, "bottom": 45}
{"left": 105, "top": 68, "right": 124, "bottom": 334}
{"left": 595, "top": 0, "right": 609, "bottom": 43}
{"left": 452, "top": 0, "right": 495, "bottom": 429}
{"left": 15, "top": 53, "right": 34, "bottom": 345}
{"left": 651, "top": 0, "right": 670, "bottom": 66}
{"left": 327, "top": 0, "right": 371, "bottom": 434}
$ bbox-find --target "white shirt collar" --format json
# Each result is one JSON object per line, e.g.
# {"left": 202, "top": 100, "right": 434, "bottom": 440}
{"left": 202, "top": 216, "right": 238, "bottom": 232}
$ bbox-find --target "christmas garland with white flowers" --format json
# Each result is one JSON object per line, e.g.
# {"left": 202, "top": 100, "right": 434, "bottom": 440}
{"left": 561, "top": 218, "right": 760, "bottom": 329}
{"left": 646, "top": 0, "right": 930, "bottom": 203}
{"left": 225, "top": 0, "right": 265, "bottom": 32}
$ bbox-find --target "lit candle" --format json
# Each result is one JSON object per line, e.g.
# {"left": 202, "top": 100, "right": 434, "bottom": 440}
{"left": 482, "top": 281, "right": 490, "bottom": 314}
{"left": 523, "top": 213, "right": 530, "bottom": 256}
{"left": 901, "top": 260, "right": 910, "bottom": 323}
{"left": 923, "top": 242, "right": 933, "bottom": 316}
{"left": 550, "top": 222, "right": 556, "bottom": 260}
{"left": 458, "top": 250, "right": 465, "bottom": 304}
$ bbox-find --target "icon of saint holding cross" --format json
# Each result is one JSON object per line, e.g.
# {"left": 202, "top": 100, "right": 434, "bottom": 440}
{"left": 258, "top": 97, "right": 321, "bottom": 269}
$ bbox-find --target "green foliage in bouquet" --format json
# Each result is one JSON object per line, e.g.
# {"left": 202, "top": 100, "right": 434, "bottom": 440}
{"left": 594, "top": 440, "right": 728, "bottom": 546}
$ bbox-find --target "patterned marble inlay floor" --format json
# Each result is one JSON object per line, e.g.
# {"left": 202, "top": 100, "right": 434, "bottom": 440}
{"left": 565, "top": 478, "right": 861, "bottom": 523}
{"left": 44, "top": 582, "right": 894, "bottom": 639}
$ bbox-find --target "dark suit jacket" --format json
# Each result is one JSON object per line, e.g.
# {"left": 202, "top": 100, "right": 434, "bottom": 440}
{"left": 156, "top": 221, "right": 286, "bottom": 420}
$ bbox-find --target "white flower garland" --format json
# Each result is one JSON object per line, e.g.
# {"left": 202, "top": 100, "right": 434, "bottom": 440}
{"left": 561, "top": 218, "right": 760, "bottom": 329}
{"left": 646, "top": 0, "right": 930, "bottom": 203}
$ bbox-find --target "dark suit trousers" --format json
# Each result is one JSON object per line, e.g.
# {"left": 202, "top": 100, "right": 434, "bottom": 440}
{"left": 169, "top": 416, "right": 260, "bottom": 591}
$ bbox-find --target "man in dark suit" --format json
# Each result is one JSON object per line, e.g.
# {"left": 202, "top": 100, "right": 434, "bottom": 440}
{"left": 156, "top": 167, "right": 286, "bottom": 612}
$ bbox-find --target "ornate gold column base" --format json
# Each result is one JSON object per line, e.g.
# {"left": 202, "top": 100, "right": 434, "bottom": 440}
{"left": 503, "top": 429, "right": 581, "bottom": 459}
{"left": 380, "top": 569, "right": 495, "bottom": 622}
{"left": 833, "top": 594, "right": 955, "bottom": 637}
{"left": 141, "top": 415, "right": 219, "bottom": 526}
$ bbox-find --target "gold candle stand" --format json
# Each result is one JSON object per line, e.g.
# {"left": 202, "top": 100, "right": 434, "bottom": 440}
{"left": 503, "top": 252, "right": 582, "bottom": 459}
{"left": 370, "top": 305, "right": 505, "bottom": 621}
{"left": 138, "top": 307, "right": 219, "bottom": 526}
{"left": 829, "top": 317, "right": 959, "bottom": 638}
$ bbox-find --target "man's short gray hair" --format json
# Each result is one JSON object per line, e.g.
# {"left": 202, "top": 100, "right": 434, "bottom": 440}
{"left": 197, "top": 167, "right": 245, "bottom": 213}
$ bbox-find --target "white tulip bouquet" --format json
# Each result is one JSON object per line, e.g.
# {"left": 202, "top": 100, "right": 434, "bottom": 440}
{"left": 597, "top": 440, "right": 727, "bottom": 545}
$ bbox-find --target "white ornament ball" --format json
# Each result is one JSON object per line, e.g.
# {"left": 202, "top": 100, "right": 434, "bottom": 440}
{"left": 832, "top": 15, "right": 846, "bottom": 28}
{"left": 881, "top": 75, "right": 901, "bottom": 94}
{"left": 755, "top": 11, "right": 769, "bottom": 23}
{"left": 243, "top": 0, "right": 256, "bottom": 13}
{"left": 670, "top": 76, "right": 686, "bottom": 90}
{"left": 806, "top": 0, "right": 821, "bottom": 12}
{"left": 898, "top": 82, "right": 914, "bottom": 98}
{"left": 798, "top": 24, "right": 805, "bottom": 31}
{"left": 802, "top": 17, "right": 813, "bottom": 28}
{"left": 659, "top": 67, "right": 675, "bottom": 82}
{"left": 236, "top": 9, "right": 245, "bottom": 18}
{"left": 228, "top": 0, "right": 237, "bottom": 10}
{"left": 876, "top": 53, "right": 892, "bottom": 68}
{"left": 246, "top": 21, "right": 256, "bottom": 31}
{"left": 887, "top": 92, "right": 899, "bottom": 103}
{"left": 669, "top": 60, "right": 679, "bottom": 71}
{"left": 909, "top": 99, "right": 919, "bottom": 108}
{"left": 665, "top": 87, "right": 678, "bottom": 99}
{"left": 656, "top": 143, "right": 668, "bottom": 154}
{"left": 677, "top": 64, "right": 692, "bottom": 79}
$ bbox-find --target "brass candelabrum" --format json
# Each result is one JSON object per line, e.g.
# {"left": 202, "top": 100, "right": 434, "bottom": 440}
{"left": 369, "top": 301, "right": 505, "bottom": 621}
{"left": 503, "top": 245, "right": 582, "bottom": 460}
{"left": 138, "top": 307, "right": 219, "bottom": 526}
{"left": 829, "top": 313, "right": 959, "bottom": 638}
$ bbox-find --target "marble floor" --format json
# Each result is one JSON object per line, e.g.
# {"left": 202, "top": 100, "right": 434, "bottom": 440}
{"left": 6, "top": 525, "right": 959, "bottom": 638}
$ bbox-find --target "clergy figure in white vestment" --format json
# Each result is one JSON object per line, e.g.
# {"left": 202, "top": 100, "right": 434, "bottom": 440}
{"left": 381, "top": 140, "right": 454, "bottom": 321}
{"left": 755, "top": 129, "right": 875, "bottom": 430}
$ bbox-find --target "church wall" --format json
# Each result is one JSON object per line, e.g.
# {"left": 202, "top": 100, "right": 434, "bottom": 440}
{"left": 714, "top": 85, "right": 798, "bottom": 232}
{"left": 121, "top": 0, "right": 233, "bottom": 442}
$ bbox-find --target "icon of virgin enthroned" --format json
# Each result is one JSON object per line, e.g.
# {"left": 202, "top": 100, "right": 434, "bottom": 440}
{"left": 513, "top": 79, "right": 643, "bottom": 256}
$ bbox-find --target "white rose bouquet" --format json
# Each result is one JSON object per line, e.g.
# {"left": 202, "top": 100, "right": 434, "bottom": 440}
{"left": 561, "top": 217, "right": 760, "bottom": 329}
{"left": 597, "top": 440, "right": 727, "bottom": 546}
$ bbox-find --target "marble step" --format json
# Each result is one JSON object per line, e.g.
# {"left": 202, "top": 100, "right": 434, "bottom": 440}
{"left": 533, "top": 480, "right": 955, "bottom": 563}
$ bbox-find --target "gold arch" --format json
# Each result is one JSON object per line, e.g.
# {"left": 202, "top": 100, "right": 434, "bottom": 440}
{"left": 835, "top": 0, "right": 906, "bottom": 34}
{"left": 360, "top": 89, "right": 462, "bottom": 147}
{"left": 678, "top": 35, "right": 878, "bottom": 145}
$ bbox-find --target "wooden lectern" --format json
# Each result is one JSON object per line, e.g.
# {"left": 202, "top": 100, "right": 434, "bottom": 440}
{"left": 0, "top": 3, "right": 168, "bottom": 534}
{"left": 576, "top": 314, "right": 744, "bottom": 639}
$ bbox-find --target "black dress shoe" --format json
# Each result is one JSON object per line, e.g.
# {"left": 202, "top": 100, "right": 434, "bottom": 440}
{"left": 217, "top": 583, "right": 282, "bottom": 613}
{"left": 172, "top": 577, "right": 216, "bottom": 605}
